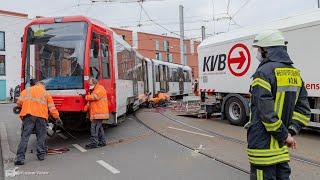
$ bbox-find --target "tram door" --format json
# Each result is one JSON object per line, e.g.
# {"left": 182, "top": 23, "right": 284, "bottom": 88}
{"left": 91, "top": 33, "right": 115, "bottom": 110}
{"left": 132, "top": 55, "right": 139, "bottom": 97}
{"left": 142, "top": 60, "right": 149, "bottom": 93}
{"left": 159, "top": 65, "right": 168, "bottom": 92}
{"left": 178, "top": 67, "right": 184, "bottom": 95}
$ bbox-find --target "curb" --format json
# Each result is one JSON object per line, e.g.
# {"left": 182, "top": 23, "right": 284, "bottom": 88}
{"left": 0, "top": 122, "right": 15, "bottom": 165}
{"left": 0, "top": 101, "right": 12, "bottom": 104}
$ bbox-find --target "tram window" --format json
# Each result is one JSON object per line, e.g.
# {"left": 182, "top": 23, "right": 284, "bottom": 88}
{"left": 116, "top": 40, "right": 135, "bottom": 80}
{"left": 171, "top": 68, "right": 178, "bottom": 82}
{"left": 101, "top": 37, "right": 110, "bottom": 79}
{"left": 167, "top": 66, "right": 170, "bottom": 81}
{"left": 137, "top": 66, "right": 142, "bottom": 81}
{"left": 135, "top": 57, "right": 143, "bottom": 81}
{"left": 179, "top": 69, "right": 185, "bottom": 82}
{"left": 184, "top": 71, "right": 190, "bottom": 82}
{"left": 168, "top": 68, "right": 172, "bottom": 81}
{"left": 90, "top": 46, "right": 100, "bottom": 79}
{"left": 155, "top": 65, "right": 160, "bottom": 82}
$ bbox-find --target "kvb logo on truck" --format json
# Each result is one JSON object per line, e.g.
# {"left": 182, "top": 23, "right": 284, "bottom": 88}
{"left": 203, "top": 43, "right": 251, "bottom": 77}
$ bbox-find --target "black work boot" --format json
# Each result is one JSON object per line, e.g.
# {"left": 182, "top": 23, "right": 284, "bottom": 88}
{"left": 14, "top": 160, "right": 25, "bottom": 166}
{"left": 98, "top": 142, "right": 106, "bottom": 147}
{"left": 37, "top": 156, "right": 45, "bottom": 161}
{"left": 85, "top": 143, "right": 98, "bottom": 149}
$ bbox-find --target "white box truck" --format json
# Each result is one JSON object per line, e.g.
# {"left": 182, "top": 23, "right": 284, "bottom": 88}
{"left": 198, "top": 10, "right": 320, "bottom": 128}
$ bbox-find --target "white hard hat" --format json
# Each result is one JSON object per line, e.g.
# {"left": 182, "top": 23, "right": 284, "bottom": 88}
{"left": 252, "top": 29, "right": 287, "bottom": 48}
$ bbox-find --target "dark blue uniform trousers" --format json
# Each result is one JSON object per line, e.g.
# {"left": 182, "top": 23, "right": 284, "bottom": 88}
{"left": 90, "top": 120, "right": 106, "bottom": 145}
{"left": 16, "top": 115, "right": 47, "bottom": 162}
{"left": 250, "top": 162, "right": 291, "bottom": 180}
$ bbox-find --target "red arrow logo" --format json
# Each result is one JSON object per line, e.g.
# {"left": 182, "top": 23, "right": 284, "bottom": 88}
{"left": 227, "top": 43, "right": 251, "bottom": 77}
{"left": 229, "top": 51, "right": 246, "bottom": 69}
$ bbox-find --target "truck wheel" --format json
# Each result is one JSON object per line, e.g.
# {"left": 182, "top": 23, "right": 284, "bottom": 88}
{"left": 225, "top": 97, "right": 247, "bottom": 126}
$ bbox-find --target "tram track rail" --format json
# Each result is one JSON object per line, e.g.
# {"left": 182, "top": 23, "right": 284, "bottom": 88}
{"left": 133, "top": 114, "right": 251, "bottom": 174}
{"left": 155, "top": 110, "right": 320, "bottom": 168}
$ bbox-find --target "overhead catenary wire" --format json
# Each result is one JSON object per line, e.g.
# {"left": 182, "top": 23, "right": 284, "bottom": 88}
{"left": 108, "top": 15, "right": 218, "bottom": 26}
{"left": 138, "top": 3, "right": 182, "bottom": 37}
{"left": 85, "top": 2, "right": 94, "bottom": 15}
{"left": 91, "top": 0, "right": 166, "bottom": 3}
{"left": 212, "top": 0, "right": 216, "bottom": 35}
{"left": 227, "top": 0, "right": 232, "bottom": 31}
{"left": 231, "top": 0, "right": 253, "bottom": 18}
{"left": 117, "top": 19, "right": 211, "bottom": 29}
{"left": 137, "top": 2, "right": 143, "bottom": 27}
{"left": 0, "top": 2, "right": 92, "bottom": 30}
{"left": 224, "top": 0, "right": 252, "bottom": 32}
{"left": 90, "top": 0, "right": 193, "bottom": 39}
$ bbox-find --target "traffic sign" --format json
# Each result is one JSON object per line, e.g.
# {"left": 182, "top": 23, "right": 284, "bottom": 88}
{"left": 227, "top": 43, "right": 251, "bottom": 77}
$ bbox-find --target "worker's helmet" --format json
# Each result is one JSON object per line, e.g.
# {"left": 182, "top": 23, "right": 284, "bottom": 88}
{"left": 252, "top": 29, "right": 287, "bottom": 48}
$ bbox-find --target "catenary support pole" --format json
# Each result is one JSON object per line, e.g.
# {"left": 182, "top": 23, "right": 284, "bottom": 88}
{"left": 201, "top": 26, "right": 206, "bottom": 41}
{"left": 179, "top": 5, "right": 185, "bottom": 65}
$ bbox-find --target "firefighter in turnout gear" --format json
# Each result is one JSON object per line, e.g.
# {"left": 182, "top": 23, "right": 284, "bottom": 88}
{"left": 15, "top": 81, "right": 61, "bottom": 165}
{"left": 84, "top": 78, "right": 108, "bottom": 149}
{"left": 247, "top": 29, "right": 311, "bottom": 180}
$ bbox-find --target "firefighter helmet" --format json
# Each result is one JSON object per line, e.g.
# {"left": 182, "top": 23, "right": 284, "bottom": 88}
{"left": 253, "top": 29, "right": 287, "bottom": 47}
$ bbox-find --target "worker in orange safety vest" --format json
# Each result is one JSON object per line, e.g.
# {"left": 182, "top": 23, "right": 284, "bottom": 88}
{"left": 83, "top": 78, "right": 108, "bottom": 149}
{"left": 149, "top": 89, "right": 171, "bottom": 107}
{"left": 15, "top": 81, "right": 61, "bottom": 165}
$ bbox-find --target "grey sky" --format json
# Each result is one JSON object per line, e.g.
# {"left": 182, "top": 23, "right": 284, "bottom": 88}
{"left": 0, "top": 0, "right": 318, "bottom": 39}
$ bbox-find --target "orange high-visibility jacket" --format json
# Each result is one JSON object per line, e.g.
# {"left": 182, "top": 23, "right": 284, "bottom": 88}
{"left": 149, "top": 93, "right": 170, "bottom": 103}
{"left": 17, "top": 84, "right": 59, "bottom": 120}
{"left": 158, "top": 93, "right": 170, "bottom": 101}
{"left": 84, "top": 84, "right": 109, "bottom": 120}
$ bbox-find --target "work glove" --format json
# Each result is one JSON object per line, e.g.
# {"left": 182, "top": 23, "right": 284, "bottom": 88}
{"left": 13, "top": 106, "right": 21, "bottom": 114}
{"left": 55, "top": 117, "right": 63, "bottom": 127}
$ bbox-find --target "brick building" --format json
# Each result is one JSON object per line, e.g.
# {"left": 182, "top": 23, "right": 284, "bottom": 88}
{"left": 111, "top": 28, "right": 200, "bottom": 79}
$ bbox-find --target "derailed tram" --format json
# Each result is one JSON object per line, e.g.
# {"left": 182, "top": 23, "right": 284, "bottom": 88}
{"left": 20, "top": 16, "right": 192, "bottom": 131}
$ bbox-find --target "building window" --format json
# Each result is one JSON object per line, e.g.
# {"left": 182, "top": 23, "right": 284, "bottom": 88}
{"left": 167, "top": 53, "right": 173, "bottom": 62}
{"left": 163, "top": 41, "right": 169, "bottom": 52}
{"left": 122, "top": 35, "right": 126, "bottom": 40}
{"left": 0, "top": 55, "right": 5, "bottom": 75}
{"left": 0, "top": 32, "right": 4, "bottom": 51}
{"left": 184, "top": 43, "right": 187, "bottom": 54}
{"left": 155, "top": 40, "right": 160, "bottom": 51}
{"left": 190, "top": 40, "right": 194, "bottom": 54}
{"left": 156, "top": 52, "right": 162, "bottom": 61}
{"left": 183, "top": 54, "right": 187, "bottom": 65}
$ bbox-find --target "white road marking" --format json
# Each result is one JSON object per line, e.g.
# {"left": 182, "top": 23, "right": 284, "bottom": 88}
{"left": 96, "top": 160, "right": 120, "bottom": 174}
{"left": 72, "top": 144, "right": 87, "bottom": 152}
{"left": 58, "top": 133, "right": 68, "bottom": 140}
{"left": 168, "top": 126, "right": 215, "bottom": 138}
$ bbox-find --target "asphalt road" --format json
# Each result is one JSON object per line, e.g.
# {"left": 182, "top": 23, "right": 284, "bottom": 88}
{"left": 135, "top": 108, "right": 320, "bottom": 180}
{"left": 0, "top": 104, "right": 248, "bottom": 180}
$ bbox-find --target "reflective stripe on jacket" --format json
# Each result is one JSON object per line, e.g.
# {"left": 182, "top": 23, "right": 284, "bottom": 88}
{"left": 247, "top": 46, "right": 311, "bottom": 166}
{"left": 17, "top": 84, "right": 59, "bottom": 120}
{"left": 84, "top": 84, "right": 109, "bottom": 120}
